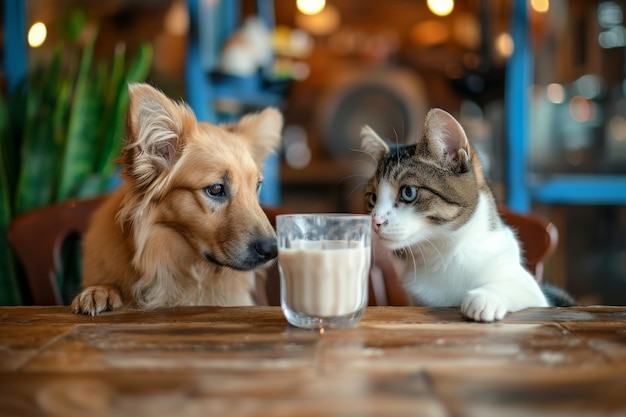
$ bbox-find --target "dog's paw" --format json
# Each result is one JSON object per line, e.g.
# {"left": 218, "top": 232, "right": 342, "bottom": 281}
{"left": 461, "top": 289, "right": 508, "bottom": 322}
{"left": 71, "top": 285, "right": 123, "bottom": 316}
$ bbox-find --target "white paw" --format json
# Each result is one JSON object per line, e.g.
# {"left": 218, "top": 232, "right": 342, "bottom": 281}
{"left": 461, "top": 289, "right": 508, "bottom": 322}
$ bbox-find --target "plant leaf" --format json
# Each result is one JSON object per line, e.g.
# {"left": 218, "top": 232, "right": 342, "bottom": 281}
{"left": 15, "top": 59, "right": 65, "bottom": 214}
{"left": 57, "top": 31, "right": 101, "bottom": 202}
{"left": 99, "top": 42, "right": 153, "bottom": 181}
{"left": 0, "top": 87, "right": 22, "bottom": 305}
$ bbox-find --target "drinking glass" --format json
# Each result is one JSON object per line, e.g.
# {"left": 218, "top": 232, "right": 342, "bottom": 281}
{"left": 276, "top": 214, "right": 371, "bottom": 329}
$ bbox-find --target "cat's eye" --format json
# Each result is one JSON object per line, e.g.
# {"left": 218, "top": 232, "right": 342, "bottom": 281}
{"left": 399, "top": 185, "right": 418, "bottom": 203}
{"left": 367, "top": 192, "right": 377, "bottom": 206}
{"left": 205, "top": 183, "right": 226, "bottom": 198}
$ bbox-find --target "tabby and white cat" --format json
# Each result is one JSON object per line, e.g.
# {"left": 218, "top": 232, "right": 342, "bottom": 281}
{"left": 361, "top": 108, "right": 548, "bottom": 322}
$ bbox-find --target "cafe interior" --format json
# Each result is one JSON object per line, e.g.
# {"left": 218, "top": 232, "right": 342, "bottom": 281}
{"left": 3, "top": 0, "right": 624, "bottom": 306}
{"left": 2, "top": 1, "right": 626, "bottom": 415}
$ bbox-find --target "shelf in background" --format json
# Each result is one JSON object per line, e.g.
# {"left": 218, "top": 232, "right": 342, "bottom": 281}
{"left": 529, "top": 175, "right": 626, "bottom": 205}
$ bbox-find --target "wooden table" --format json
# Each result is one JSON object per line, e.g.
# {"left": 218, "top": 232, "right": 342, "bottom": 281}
{"left": 1, "top": 306, "right": 625, "bottom": 417}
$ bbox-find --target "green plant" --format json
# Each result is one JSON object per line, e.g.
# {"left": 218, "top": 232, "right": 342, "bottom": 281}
{"left": 0, "top": 31, "right": 152, "bottom": 305}
{"left": 0, "top": 91, "right": 21, "bottom": 305}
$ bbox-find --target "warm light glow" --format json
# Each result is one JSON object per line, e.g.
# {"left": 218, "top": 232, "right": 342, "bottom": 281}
{"left": 609, "top": 115, "right": 626, "bottom": 141}
{"left": 295, "top": 3, "right": 340, "bottom": 36}
{"left": 164, "top": 0, "right": 189, "bottom": 36}
{"left": 569, "top": 95, "right": 595, "bottom": 123}
{"left": 427, "top": 0, "right": 454, "bottom": 17}
{"left": 546, "top": 83, "right": 565, "bottom": 104}
{"left": 531, "top": 0, "right": 550, "bottom": 13}
{"left": 494, "top": 32, "right": 514, "bottom": 58}
{"left": 28, "top": 22, "right": 47, "bottom": 48}
{"left": 297, "top": 0, "right": 326, "bottom": 16}
{"left": 453, "top": 14, "right": 480, "bottom": 50}
{"left": 410, "top": 20, "right": 449, "bottom": 46}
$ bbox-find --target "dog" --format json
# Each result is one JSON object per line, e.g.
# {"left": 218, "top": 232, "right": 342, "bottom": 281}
{"left": 71, "top": 83, "right": 283, "bottom": 315}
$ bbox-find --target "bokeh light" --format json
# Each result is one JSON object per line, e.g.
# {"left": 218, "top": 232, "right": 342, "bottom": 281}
{"left": 546, "top": 83, "right": 565, "bottom": 104}
{"left": 427, "top": 0, "right": 454, "bottom": 17}
{"left": 569, "top": 95, "right": 595, "bottom": 123}
{"left": 609, "top": 115, "right": 626, "bottom": 141}
{"left": 28, "top": 22, "right": 47, "bottom": 48}
{"left": 297, "top": 0, "right": 326, "bottom": 16}
{"left": 531, "top": 0, "right": 550, "bottom": 13}
{"left": 495, "top": 32, "right": 514, "bottom": 58}
{"left": 575, "top": 74, "right": 602, "bottom": 99}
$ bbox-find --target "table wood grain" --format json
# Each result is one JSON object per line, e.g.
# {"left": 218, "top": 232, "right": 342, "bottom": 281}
{"left": 1, "top": 306, "right": 625, "bottom": 416}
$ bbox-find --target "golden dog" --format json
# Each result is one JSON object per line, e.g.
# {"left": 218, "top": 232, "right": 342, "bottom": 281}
{"left": 71, "top": 83, "right": 282, "bottom": 315}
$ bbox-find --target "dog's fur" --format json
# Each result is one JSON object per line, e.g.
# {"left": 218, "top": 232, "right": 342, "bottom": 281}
{"left": 71, "top": 83, "right": 283, "bottom": 315}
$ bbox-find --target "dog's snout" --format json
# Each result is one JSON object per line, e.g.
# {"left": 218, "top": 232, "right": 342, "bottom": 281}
{"left": 253, "top": 237, "right": 278, "bottom": 262}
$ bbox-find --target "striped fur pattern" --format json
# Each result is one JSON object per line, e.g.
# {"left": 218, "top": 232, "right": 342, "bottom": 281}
{"left": 361, "top": 108, "right": 548, "bottom": 321}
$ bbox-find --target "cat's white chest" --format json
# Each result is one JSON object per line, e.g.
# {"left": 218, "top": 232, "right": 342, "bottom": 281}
{"left": 403, "top": 225, "right": 518, "bottom": 307}
{"left": 381, "top": 194, "right": 539, "bottom": 310}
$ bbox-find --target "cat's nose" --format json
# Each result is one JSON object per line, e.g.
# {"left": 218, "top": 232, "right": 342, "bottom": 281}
{"left": 372, "top": 215, "right": 387, "bottom": 231}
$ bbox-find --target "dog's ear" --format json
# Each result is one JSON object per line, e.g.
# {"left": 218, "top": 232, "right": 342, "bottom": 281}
{"left": 121, "top": 83, "right": 196, "bottom": 189}
{"left": 224, "top": 107, "right": 283, "bottom": 168}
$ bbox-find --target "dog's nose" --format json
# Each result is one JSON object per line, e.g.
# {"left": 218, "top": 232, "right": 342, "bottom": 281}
{"left": 253, "top": 237, "right": 278, "bottom": 262}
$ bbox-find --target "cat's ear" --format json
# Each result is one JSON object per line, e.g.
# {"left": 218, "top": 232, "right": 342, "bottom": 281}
{"left": 360, "top": 125, "right": 389, "bottom": 162}
{"left": 420, "top": 108, "right": 470, "bottom": 173}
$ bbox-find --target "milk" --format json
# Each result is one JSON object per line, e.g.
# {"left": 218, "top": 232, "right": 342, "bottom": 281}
{"left": 278, "top": 240, "right": 370, "bottom": 317}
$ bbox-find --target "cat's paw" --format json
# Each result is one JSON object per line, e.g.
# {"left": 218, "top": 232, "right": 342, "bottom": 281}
{"left": 461, "top": 289, "right": 508, "bottom": 322}
{"left": 71, "top": 285, "right": 123, "bottom": 316}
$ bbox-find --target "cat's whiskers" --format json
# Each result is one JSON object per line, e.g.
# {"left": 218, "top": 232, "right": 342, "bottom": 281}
{"left": 340, "top": 156, "right": 376, "bottom": 201}
{"left": 338, "top": 173, "right": 369, "bottom": 184}
{"left": 420, "top": 237, "right": 445, "bottom": 266}
{"left": 351, "top": 158, "right": 377, "bottom": 174}
{"left": 349, "top": 147, "right": 379, "bottom": 165}
{"left": 401, "top": 241, "right": 426, "bottom": 280}
{"left": 407, "top": 244, "right": 419, "bottom": 283}
{"left": 391, "top": 126, "right": 401, "bottom": 167}
{"left": 345, "top": 181, "right": 368, "bottom": 200}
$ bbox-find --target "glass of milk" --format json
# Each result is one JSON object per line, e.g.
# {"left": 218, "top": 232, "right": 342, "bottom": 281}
{"left": 276, "top": 214, "right": 371, "bottom": 329}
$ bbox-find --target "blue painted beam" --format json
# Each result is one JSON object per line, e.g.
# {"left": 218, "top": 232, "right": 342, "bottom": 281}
{"left": 505, "top": 0, "right": 532, "bottom": 213}
{"left": 4, "top": 0, "right": 28, "bottom": 94}
{"left": 530, "top": 175, "right": 626, "bottom": 205}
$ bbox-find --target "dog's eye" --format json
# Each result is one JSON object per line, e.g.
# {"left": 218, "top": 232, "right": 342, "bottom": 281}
{"left": 205, "top": 184, "right": 225, "bottom": 197}
{"left": 256, "top": 181, "right": 262, "bottom": 195}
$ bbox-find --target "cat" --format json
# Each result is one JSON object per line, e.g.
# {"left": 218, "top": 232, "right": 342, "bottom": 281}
{"left": 360, "top": 108, "right": 550, "bottom": 322}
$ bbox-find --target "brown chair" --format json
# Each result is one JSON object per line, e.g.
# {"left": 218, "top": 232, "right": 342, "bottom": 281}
{"left": 7, "top": 195, "right": 109, "bottom": 305}
{"left": 498, "top": 205, "right": 559, "bottom": 283}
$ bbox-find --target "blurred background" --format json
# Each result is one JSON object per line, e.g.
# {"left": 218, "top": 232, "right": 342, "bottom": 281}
{"left": 1, "top": 0, "right": 625, "bottom": 305}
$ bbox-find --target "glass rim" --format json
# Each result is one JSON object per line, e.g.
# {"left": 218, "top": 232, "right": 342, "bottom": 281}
{"left": 276, "top": 213, "right": 371, "bottom": 220}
